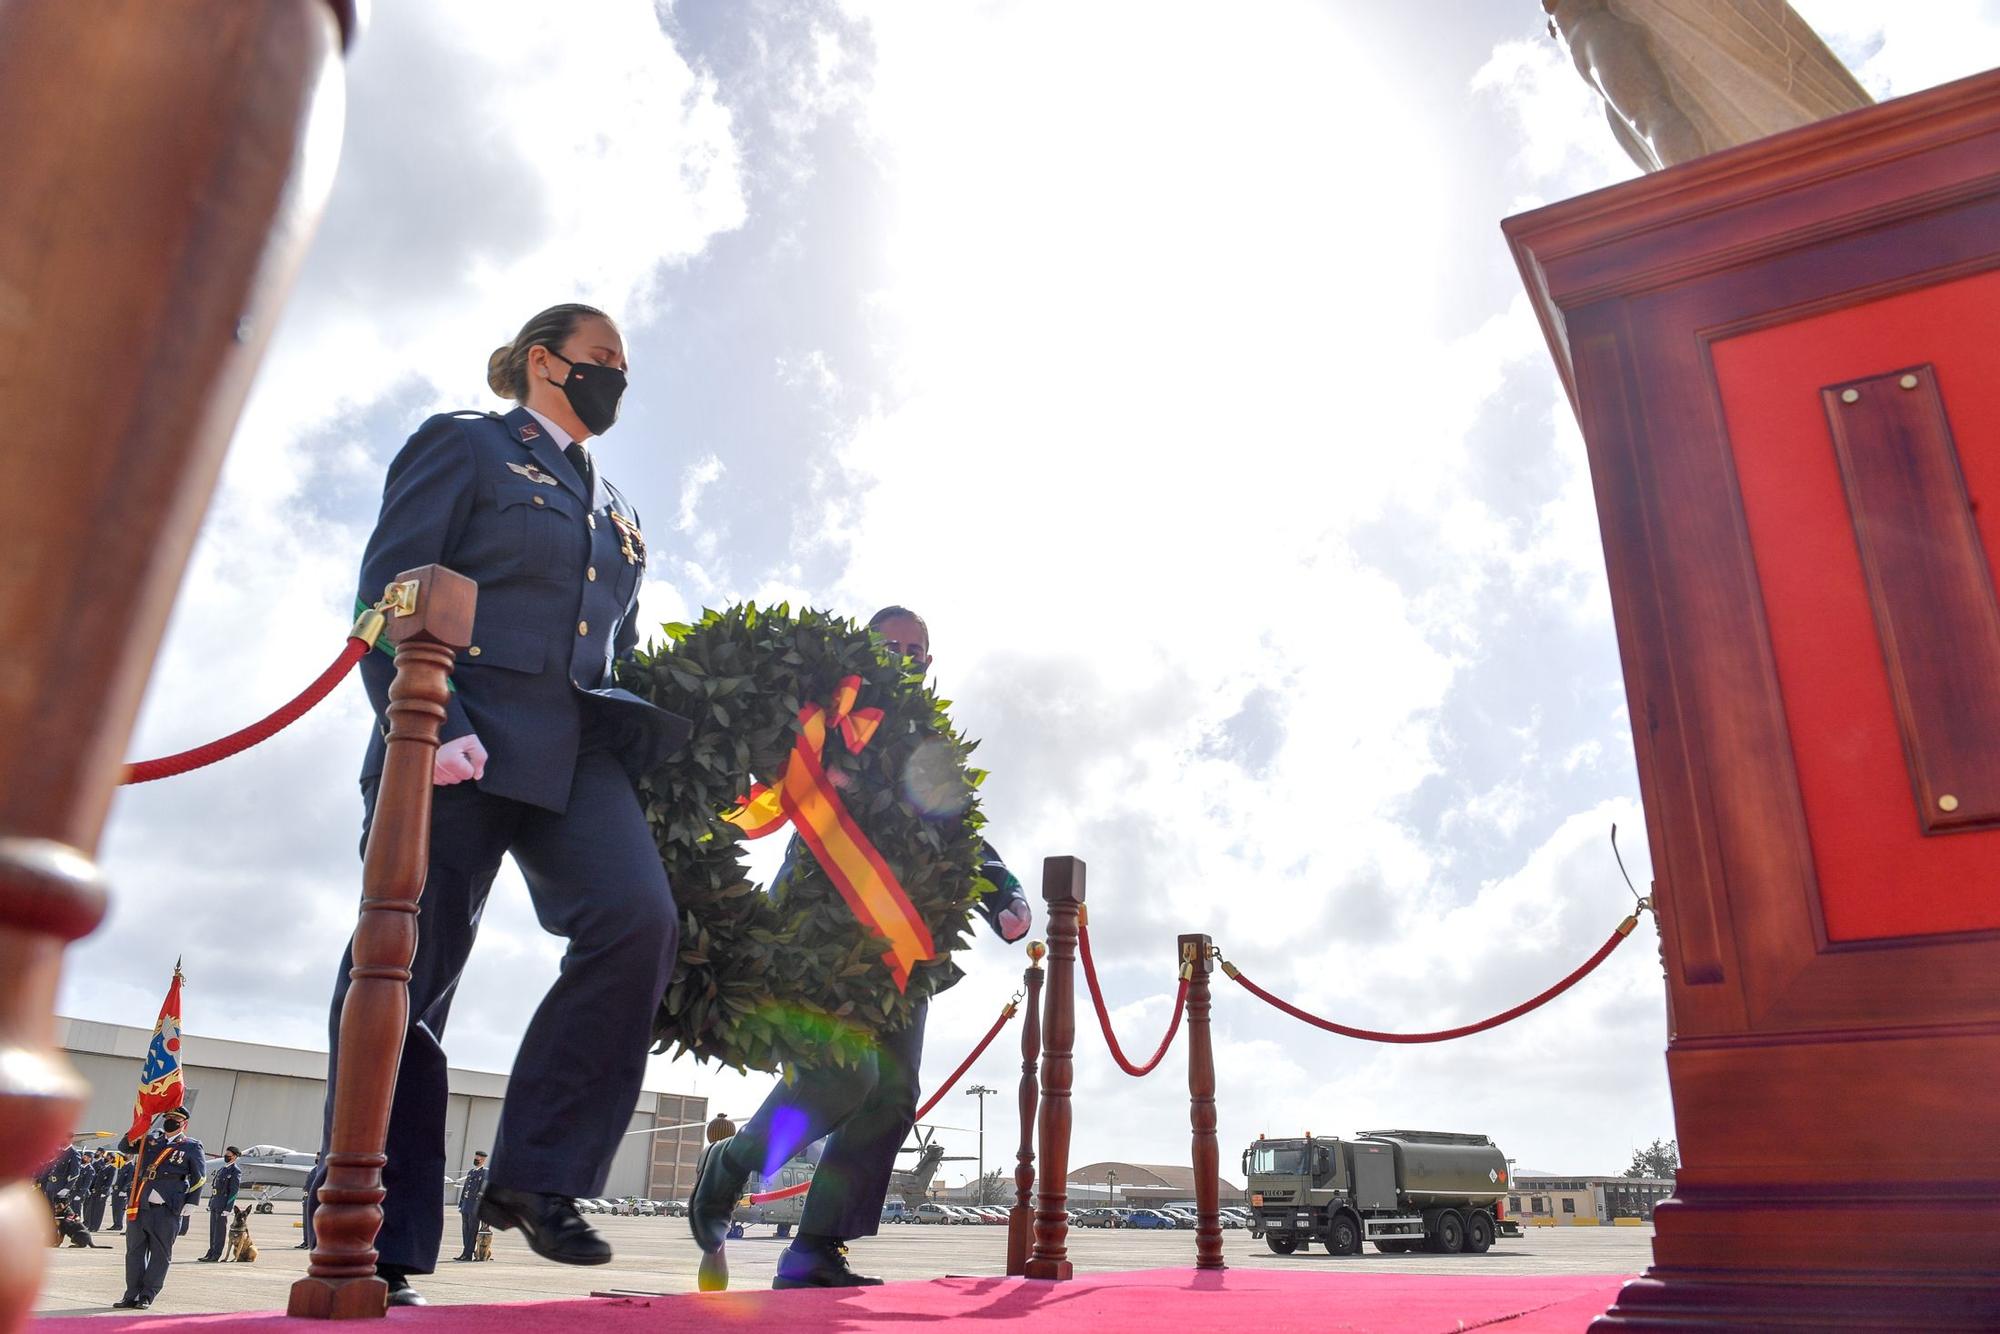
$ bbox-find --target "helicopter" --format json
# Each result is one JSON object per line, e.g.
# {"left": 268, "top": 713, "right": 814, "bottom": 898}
{"left": 730, "top": 1123, "right": 973, "bottom": 1237}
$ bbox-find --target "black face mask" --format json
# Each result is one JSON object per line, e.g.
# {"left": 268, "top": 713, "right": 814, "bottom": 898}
{"left": 544, "top": 349, "right": 626, "bottom": 437}
{"left": 162, "top": 1119, "right": 185, "bottom": 1135}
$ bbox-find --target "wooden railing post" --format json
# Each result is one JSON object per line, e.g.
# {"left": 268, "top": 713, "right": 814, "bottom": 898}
{"left": 1006, "top": 942, "right": 1046, "bottom": 1277}
{"left": 1025, "top": 857, "right": 1082, "bottom": 1281}
{"left": 0, "top": 3, "right": 353, "bottom": 1328}
{"left": 289, "top": 566, "right": 473, "bottom": 1320}
{"left": 1180, "top": 934, "right": 1225, "bottom": 1271}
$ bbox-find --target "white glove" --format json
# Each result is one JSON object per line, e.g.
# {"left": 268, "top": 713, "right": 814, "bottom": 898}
{"left": 434, "top": 734, "right": 489, "bottom": 786}
{"left": 996, "top": 900, "right": 1033, "bottom": 943}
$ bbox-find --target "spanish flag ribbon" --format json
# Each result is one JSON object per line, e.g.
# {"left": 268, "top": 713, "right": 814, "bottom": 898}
{"left": 725, "top": 675, "right": 936, "bottom": 990}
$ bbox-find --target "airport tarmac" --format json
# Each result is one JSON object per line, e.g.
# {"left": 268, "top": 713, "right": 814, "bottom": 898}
{"left": 32, "top": 1208, "right": 1653, "bottom": 1316}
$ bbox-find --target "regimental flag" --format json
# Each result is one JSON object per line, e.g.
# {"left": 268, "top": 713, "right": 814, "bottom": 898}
{"left": 125, "top": 963, "right": 185, "bottom": 1144}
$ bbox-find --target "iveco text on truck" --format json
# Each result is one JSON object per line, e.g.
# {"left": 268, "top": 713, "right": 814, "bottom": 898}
{"left": 1244, "top": 1130, "right": 1510, "bottom": 1256}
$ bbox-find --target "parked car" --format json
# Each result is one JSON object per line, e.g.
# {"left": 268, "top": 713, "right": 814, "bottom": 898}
{"left": 881, "top": 1201, "right": 912, "bottom": 1224}
{"left": 976, "top": 1206, "right": 1009, "bottom": 1224}
{"left": 1126, "top": 1209, "right": 1179, "bottom": 1229}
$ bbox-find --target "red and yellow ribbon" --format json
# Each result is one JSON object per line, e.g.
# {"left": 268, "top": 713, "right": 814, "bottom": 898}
{"left": 726, "top": 675, "right": 937, "bottom": 991}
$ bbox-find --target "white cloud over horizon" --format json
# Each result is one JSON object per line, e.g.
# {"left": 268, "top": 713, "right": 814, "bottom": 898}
{"left": 60, "top": 0, "right": 2000, "bottom": 1211}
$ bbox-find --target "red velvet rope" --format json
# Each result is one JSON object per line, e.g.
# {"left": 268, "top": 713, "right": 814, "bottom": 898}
{"left": 120, "top": 637, "right": 372, "bottom": 785}
{"left": 1222, "top": 917, "right": 1639, "bottom": 1044}
{"left": 1077, "top": 921, "right": 1189, "bottom": 1077}
{"left": 743, "top": 997, "right": 1020, "bottom": 1205}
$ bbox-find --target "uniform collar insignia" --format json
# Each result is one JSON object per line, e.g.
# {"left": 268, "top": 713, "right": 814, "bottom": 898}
{"left": 502, "top": 405, "right": 543, "bottom": 445}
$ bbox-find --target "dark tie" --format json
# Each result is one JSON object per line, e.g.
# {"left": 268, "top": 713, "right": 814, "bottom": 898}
{"left": 564, "top": 443, "right": 594, "bottom": 498}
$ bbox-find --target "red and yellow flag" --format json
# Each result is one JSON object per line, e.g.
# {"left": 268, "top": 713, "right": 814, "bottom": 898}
{"left": 125, "top": 963, "right": 185, "bottom": 1145}
{"left": 727, "top": 675, "right": 937, "bottom": 990}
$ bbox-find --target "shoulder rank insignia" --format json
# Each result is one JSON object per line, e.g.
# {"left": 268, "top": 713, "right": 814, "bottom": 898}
{"left": 608, "top": 510, "right": 645, "bottom": 565}
{"left": 517, "top": 420, "right": 542, "bottom": 441}
{"left": 506, "top": 461, "right": 560, "bottom": 485}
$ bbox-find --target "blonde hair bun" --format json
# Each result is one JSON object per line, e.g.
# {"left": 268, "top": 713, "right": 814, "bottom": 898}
{"left": 486, "top": 343, "right": 517, "bottom": 398}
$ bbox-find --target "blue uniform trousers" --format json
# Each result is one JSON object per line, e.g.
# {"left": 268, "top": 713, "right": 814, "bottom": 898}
{"left": 732, "top": 1002, "right": 927, "bottom": 1242}
{"left": 203, "top": 1207, "right": 228, "bottom": 1260}
{"left": 459, "top": 1207, "right": 480, "bottom": 1257}
{"left": 122, "top": 1203, "right": 180, "bottom": 1302}
{"left": 322, "top": 749, "right": 677, "bottom": 1274}
{"left": 85, "top": 1191, "right": 108, "bottom": 1231}
{"left": 108, "top": 1192, "right": 127, "bottom": 1232}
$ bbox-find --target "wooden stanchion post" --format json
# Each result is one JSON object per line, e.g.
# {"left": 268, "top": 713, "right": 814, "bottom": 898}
{"left": 0, "top": 2, "right": 353, "bottom": 1327}
{"left": 1180, "top": 934, "right": 1225, "bottom": 1271}
{"left": 1025, "top": 857, "right": 1083, "bottom": 1281}
{"left": 1006, "top": 942, "right": 1046, "bottom": 1277}
{"left": 288, "top": 566, "right": 473, "bottom": 1320}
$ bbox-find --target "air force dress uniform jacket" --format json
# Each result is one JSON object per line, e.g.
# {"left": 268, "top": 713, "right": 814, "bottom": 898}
{"left": 354, "top": 405, "right": 689, "bottom": 811}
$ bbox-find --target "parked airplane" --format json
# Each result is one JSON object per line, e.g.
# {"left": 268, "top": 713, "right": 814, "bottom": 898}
{"left": 207, "top": 1144, "right": 318, "bottom": 1211}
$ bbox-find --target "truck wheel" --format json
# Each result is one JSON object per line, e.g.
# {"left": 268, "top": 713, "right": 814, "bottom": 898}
{"left": 1429, "top": 1210, "right": 1466, "bottom": 1254}
{"left": 1465, "top": 1210, "right": 1494, "bottom": 1254}
{"left": 1265, "top": 1234, "right": 1299, "bottom": 1255}
{"left": 1323, "top": 1213, "right": 1360, "bottom": 1256}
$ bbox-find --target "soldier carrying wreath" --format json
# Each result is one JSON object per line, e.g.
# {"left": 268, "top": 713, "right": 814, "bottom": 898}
{"left": 682, "top": 606, "right": 1032, "bottom": 1290}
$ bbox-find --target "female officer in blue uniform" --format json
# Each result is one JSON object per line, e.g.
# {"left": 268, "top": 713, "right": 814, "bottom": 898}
{"left": 321, "top": 303, "right": 688, "bottom": 1306}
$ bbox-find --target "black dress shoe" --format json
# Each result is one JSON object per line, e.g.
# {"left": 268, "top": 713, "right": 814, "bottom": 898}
{"left": 772, "top": 1243, "right": 883, "bottom": 1289}
{"left": 196, "top": 1255, "right": 220, "bottom": 1262}
{"left": 383, "top": 1274, "right": 427, "bottom": 1308}
{"left": 688, "top": 1139, "right": 748, "bottom": 1293}
{"left": 134, "top": 1297, "right": 153, "bottom": 1310}
{"left": 450, "top": 1254, "right": 473, "bottom": 1262}
{"left": 688, "top": 1140, "right": 748, "bottom": 1253}
{"left": 112, "top": 1298, "right": 139, "bottom": 1310}
{"left": 479, "top": 1187, "right": 611, "bottom": 1266}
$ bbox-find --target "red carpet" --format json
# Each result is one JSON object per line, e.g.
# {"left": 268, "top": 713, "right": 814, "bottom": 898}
{"left": 61, "top": 1269, "right": 1631, "bottom": 1332}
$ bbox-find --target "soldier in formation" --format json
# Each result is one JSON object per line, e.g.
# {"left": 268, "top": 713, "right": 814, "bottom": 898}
{"left": 197, "top": 1147, "right": 242, "bottom": 1262}
{"left": 451, "top": 1151, "right": 489, "bottom": 1262}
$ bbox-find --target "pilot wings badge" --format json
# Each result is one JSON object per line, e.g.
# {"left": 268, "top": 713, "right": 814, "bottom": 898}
{"left": 506, "top": 461, "right": 559, "bottom": 486}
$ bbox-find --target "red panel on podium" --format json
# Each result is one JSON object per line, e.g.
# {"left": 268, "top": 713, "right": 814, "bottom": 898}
{"left": 1713, "top": 268, "right": 2000, "bottom": 942}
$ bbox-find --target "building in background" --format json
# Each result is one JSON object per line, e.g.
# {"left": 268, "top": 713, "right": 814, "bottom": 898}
{"left": 1066, "top": 1161, "right": 1244, "bottom": 1207}
{"left": 1507, "top": 1174, "right": 1673, "bottom": 1225}
{"left": 55, "top": 1017, "right": 704, "bottom": 1201}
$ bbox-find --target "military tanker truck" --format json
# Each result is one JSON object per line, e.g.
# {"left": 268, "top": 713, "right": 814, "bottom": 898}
{"left": 1243, "top": 1130, "right": 1510, "bottom": 1256}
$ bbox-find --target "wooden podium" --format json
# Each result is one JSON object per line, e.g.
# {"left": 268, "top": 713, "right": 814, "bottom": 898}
{"left": 1507, "top": 69, "right": 2000, "bottom": 1329}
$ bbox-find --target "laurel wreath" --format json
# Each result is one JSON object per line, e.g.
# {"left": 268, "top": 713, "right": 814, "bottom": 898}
{"left": 621, "top": 603, "right": 987, "bottom": 1073}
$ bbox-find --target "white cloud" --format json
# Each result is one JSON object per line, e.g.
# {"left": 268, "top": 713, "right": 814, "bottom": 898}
{"left": 78, "top": 0, "right": 745, "bottom": 1056}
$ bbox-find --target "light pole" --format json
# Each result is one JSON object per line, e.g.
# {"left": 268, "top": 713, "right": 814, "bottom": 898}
{"left": 966, "top": 1084, "right": 996, "bottom": 1202}
{"left": 1107, "top": 1168, "right": 1118, "bottom": 1208}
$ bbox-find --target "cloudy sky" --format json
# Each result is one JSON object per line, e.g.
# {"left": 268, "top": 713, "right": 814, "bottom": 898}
{"left": 73, "top": 1, "right": 2000, "bottom": 1188}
